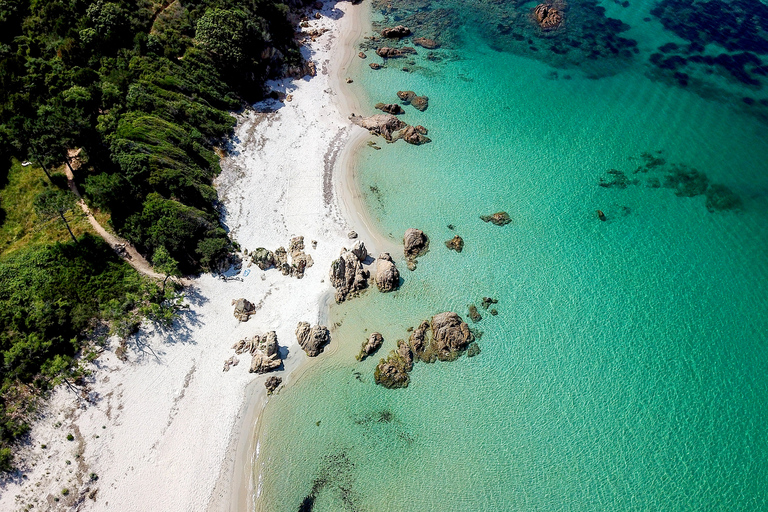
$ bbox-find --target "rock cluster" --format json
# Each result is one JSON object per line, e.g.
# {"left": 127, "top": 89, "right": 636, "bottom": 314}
{"left": 296, "top": 322, "right": 331, "bottom": 357}
{"left": 249, "top": 236, "right": 314, "bottom": 278}
{"left": 403, "top": 228, "right": 429, "bottom": 270}
{"left": 231, "top": 331, "right": 281, "bottom": 373}
{"left": 232, "top": 298, "right": 256, "bottom": 322}
{"left": 480, "top": 211, "right": 512, "bottom": 226}
{"left": 357, "top": 332, "right": 384, "bottom": 361}
{"left": 381, "top": 25, "right": 411, "bottom": 39}
{"left": 397, "top": 90, "right": 429, "bottom": 111}
{"left": 533, "top": 3, "right": 565, "bottom": 30}
{"left": 375, "top": 252, "right": 400, "bottom": 292}
{"left": 445, "top": 235, "right": 464, "bottom": 252}
{"left": 329, "top": 241, "right": 370, "bottom": 303}
{"left": 374, "top": 312, "right": 475, "bottom": 388}
{"left": 350, "top": 114, "right": 430, "bottom": 146}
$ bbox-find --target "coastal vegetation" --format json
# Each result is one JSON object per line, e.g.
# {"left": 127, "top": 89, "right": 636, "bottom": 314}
{"left": 0, "top": 0, "right": 304, "bottom": 469}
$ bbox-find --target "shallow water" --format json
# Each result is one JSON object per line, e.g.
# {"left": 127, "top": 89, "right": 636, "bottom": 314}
{"left": 254, "top": 0, "right": 768, "bottom": 510}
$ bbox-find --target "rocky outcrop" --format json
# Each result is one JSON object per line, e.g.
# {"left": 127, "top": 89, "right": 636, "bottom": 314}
{"left": 413, "top": 37, "right": 440, "bottom": 49}
{"left": 397, "top": 91, "right": 429, "bottom": 111}
{"left": 375, "top": 252, "right": 400, "bottom": 292}
{"left": 480, "top": 211, "right": 512, "bottom": 226}
{"left": 350, "top": 240, "right": 368, "bottom": 262}
{"left": 369, "top": 63, "right": 382, "bottom": 70}
{"left": 231, "top": 331, "right": 281, "bottom": 373}
{"left": 296, "top": 322, "right": 331, "bottom": 357}
{"left": 381, "top": 25, "right": 411, "bottom": 38}
{"left": 330, "top": 247, "right": 369, "bottom": 303}
{"left": 265, "top": 376, "right": 282, "bottom": 394}
{"left": 357, "top": 332, "right": 384, "bottom": 361}
{"left": 375, "top": 103, "right": 405, "bottom": 115}
{"left": 375, "top": 312, "right": 475, "bottom": 388}
{"left": 232, "top": 298, "right": 256, "bottom": 322}
{"left": 376, "top": 47, "right": 416, "bottom": 58}
{"left": 533, "top": 3, "right": 565, "bottom": 30}
{"left": 403, "top": 228, "right": 429, "bottom": 270}
{"left": 350, "top": 113, "right": 407, "bottom": 141}
{"left": 445, "top": 235, "right": 464, "bottom": 252}
{"left": 358, "top": 51, "right": 367, "bottom": 59}
{"left": 481, "top": 297, "right": 498, "bottom": 309}
{"left": 250, "top": 236, "right": 314, "bottom": 278}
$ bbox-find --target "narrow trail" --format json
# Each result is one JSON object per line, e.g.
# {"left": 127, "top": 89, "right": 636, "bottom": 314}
{"left": 64, "top": 150, "right": 189, "bottom": 284}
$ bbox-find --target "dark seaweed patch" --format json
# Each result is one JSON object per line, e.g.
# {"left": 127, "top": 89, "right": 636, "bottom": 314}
{"left": 299, "top": 452, "right": 359, "bottom": 512}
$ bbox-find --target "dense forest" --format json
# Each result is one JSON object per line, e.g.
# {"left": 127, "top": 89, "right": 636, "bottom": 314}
{"left": 0, "top": 0, "right": 305, "bottom": 469}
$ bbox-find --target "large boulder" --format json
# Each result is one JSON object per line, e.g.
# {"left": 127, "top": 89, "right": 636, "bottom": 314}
{"left": 357, "top": 332, "right": 384, "bottom": 361}
{"left": 445, "top": 235, "right": 464, "bottom": 252}
{"left": 397, "top": 91, "right": 429, "bottom": 111}
{"left": 251, "top": 248, "right": 276, "bottom": 270}
{"left": 232, "top": 298, "right": 256, "bottom": 322}
{"left": 296, "top": 322, "right": 331, "bottom": 357}
{"left": 265, "top": 376, "right": 282, "bottom": 394}
{"left": 381, "top": 25, "right": 411, "bottom": 38}
{"left": 400, "top": 125, "right": 431, "bottom": 145}
{"left": 375, "top": 252, "right": 400, "bottom": 292}
{"left": 231, "top": 331, "right": 281, "bottom": 373}
{"left": 373, "top": 339, "right": 413, "bottom": 388}
{"left": 404, "top": 228, "right": 429, "bottom": 259}
{"left": 376, "top": 47, "right": 416, "bottom": 58}
{"left": 350, "top": 240, "right": 368, "bottom": 262}
{"left": 329, "top": 248, "right": 369, "bottom": 302}
{"left": 350, "top": 113, "right": 407, "bottom": 141}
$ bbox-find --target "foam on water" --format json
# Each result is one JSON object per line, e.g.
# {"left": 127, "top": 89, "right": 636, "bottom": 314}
{"left": 253, "top": 1, "right": 768, "bottom": 510}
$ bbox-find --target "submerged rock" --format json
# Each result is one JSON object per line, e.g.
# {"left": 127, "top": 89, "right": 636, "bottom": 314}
{"left": 399, "top": 125, "right": 431, "bottom": 145}
{"left": 705, "top": 184, "right": 742, "bottom": 212}
{"left": 480, "top": 211, "right": 512, "bottom": 226}
{"left": 296, "top": 322, "right": 331, "bottom": 357}
{"left": 232, "top": 298, "right": 256, "bottom": 322}
{"left": 330, "top": 247, "right": 369, "bottom": 302}
{"left": 597, "top": 209, "right": 607, "bottom": 221}
{"left": 375, "top": 252, "right": 400, "bottom": 292}
{"left": 468, "top": 304, "right": 482, "bottom": 323}
{"left": 376, "top": 47, "right": 416, "bottom": 58}
{"left": 381, "top": 25, "right": 411, "bottom": 38}
{"left": 467, "top": 342, "right": 481, "bottom": 358}
{"left": 445, "top": 235, "right": 464, "bottom": 252}
{"left": 357, "top": 332, "right": 384, "bottom": 361}
{"left": 533, "top": 3, "right": 565, "bottom": 30}
{"left": 481, "top": 297, "right": 498, "bottom": 309}
{"left": 414, "top": 37, "right": 440, "bottom": 49}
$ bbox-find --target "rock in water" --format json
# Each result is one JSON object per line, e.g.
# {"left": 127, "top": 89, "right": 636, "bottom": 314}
{"left": 403, "top": 228, "right": 429, "bottom": 270}
{"left": 480, "top": 211, "right": 512, "bottom": 226}
{"left": 376, "top": 47, "right": 416, "bottom": 58}
{"left": 468, "top": 304, "right": 482, "bottom": 323}
{"left": 466, "top": 342, "right": 481, "bottom": 358}
{"left": 445, "top": 235, "right": 464, "bottom": 252}
{"left": 350, "top": 113, "right": 407, "bottom": 141}
{"left": 430, "top": 312, "right": 475, "bottom": 360}
{"left": 232, "top": 298, "right": 256, "bottom": 322}
{"left": 329, "top": 248, "right": 369, "bottom": 302}
{"left": 533, "top": 3, "right": 565, "bottom": 30}
{"left": 400, "top": 125, "right": 431, "bottom": 145}
{"left": 381, "top": 25, "right": 411, "bottom": 38}
{"left": 413, "top": 37, "right": 440, "bottom": 49}
{"left": 296, "top": 322, "right": 331, "bottom": 357}
{"left": 265, "top": 376, "right": 282, "bottom": 394}
{"left": 481, "top": 297, "right": 498, "bottom": 309}
{"left": 374, "top": 339, "right": 413, "bottom": 388}
{"left": 375, "top": 252, "right": 400, "bottom": 292}
{"left": 357, "top": 332, "right": 384, "bottom": 361}
{"left": 375, "top": 103, "right": 406, "bottom": 115}
{"left": 397, "top": 90, "right": 429, "bottom": 111}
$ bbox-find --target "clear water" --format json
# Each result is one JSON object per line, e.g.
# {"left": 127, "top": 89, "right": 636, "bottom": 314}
{"left": 253, "top": 0, "right": 768, "bottom": 510}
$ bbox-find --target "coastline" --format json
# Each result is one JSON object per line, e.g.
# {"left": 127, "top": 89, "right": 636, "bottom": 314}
{"left": 0, "top": 2, "right": 378, "bottom": 511}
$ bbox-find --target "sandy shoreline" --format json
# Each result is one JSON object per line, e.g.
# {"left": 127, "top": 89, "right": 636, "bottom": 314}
{"left": 0, "top": 2, "right": 378, "bottom": 511}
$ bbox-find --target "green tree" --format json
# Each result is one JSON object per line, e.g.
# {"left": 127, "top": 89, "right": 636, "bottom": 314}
{"left": 195, "top": 9, "right": 262, "bottom": 67}
{"left": 34, "top": 189, "right": 78, "bottom": 243}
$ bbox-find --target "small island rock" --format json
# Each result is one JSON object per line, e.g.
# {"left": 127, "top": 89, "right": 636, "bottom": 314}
{"left": 375, "top": 252, "right": 400, "bottom": 292}
{"left": 357, "top": 332, "right": 384, "bottom": 361}
{"left": 445, "top": 235, "right": 464, "bottom": 252}
{"left": 480, "top": 211, "right": 512, "bottom": 226}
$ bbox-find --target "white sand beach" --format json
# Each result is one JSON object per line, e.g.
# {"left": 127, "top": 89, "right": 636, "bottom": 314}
{"left": 0, "top": 2, "right": 375, "bottom": 510}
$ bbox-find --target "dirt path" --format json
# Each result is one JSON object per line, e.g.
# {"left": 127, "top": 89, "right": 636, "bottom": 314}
{"left": 64, "top": 151, "right": 184, "bottom": 283}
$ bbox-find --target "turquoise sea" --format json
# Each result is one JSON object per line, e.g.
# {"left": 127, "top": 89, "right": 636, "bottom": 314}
{"left": 254, "top": 0, "right": 768, "bottom": 510}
